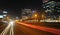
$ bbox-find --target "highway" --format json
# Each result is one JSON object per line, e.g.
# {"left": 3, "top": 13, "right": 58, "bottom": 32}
{"left": 0, "top": 21, "right": 60, "bottom": 35}
{"left": 0, "top": 22, "right": 8, "bottom": 34}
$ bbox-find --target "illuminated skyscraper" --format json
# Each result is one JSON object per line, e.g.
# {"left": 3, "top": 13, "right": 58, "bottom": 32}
{"left": 42, "top": 0, "right": 60, "bottom": 19}
{"left": 21, "top": 9, "right": 32, "bottom": 19}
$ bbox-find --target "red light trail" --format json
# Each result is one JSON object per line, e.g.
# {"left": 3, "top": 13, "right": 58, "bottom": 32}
{"left": 17, "top": 22, "right": 60, "bottom": 35}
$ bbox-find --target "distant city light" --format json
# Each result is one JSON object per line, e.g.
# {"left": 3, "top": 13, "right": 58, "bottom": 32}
{"left": 0, "top": 15, "right": 3, "bottom": 18}
{"left": 3, "top": 11, "right": 7, "bottom": 13}
{"left": 16, "top": 17, "right": 19, "bottom": 19}
{"left": 10, "top": 21, "right": 14, "bottom": 26}
{"left": 3, "top": 15, "right": 7, "bottom": 16}
{"left": 42, "top": 0, "right": 49, "bottom": 3}
{"left": 35, "top": 14, "right": 37, "bottom": 17}
{"left": 32, "top": 10, "right": 35, "bottom": 13}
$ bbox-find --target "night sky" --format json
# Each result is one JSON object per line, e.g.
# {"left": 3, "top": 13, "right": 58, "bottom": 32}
{"left": 0, "top": 0, "right": 59, "bottom": 16}
{"left": 0, "top": 0, "right": 42, "bottom": 16}
{"left": 0, "top": 0, "right": 59, "bottom": 11}
{"left": 0, "top": 0, "right": 42, "bottom": 11}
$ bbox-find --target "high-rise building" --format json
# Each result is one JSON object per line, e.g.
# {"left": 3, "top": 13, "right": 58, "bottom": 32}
{"left": 21, "top": 9, "right": 32, "bottom": 19}
{"left": 42, "top": 0, "right": 60, "bottom": 19}
{"left": 55, "top": 2, "right": 60, "bottom": 19}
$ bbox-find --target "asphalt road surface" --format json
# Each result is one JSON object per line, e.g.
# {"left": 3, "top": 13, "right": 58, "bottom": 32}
{"left": 0, "top": 21, "right": 60, "bottom": 35}
{"left": 0, "top": 22, "right": 8, "bottom": 33}
{"left": 14, "top": 22, "right": 58, "bottom": 35}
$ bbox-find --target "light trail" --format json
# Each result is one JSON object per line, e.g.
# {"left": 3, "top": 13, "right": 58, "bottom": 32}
{"left": 0, "top": 21, "right": 14, "bottom": 35}
{"left": 0, "top": 23, "right": 11, "bottom": 35}
{"left": 9, "top": 21, "right": 14, "bottom": 35}
{"left": 17, "top": 22, "right": 60, "bottom": 35}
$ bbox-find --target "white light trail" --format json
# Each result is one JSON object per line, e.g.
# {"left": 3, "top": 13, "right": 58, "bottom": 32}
{"left": 0, "top": 23, "right": 10, "bottom": 35}
{"left": 9, "top": 21, "right": 14, "bottom": 35}
{"left": 0, "top": 21, "right": 14, "bottom": 35}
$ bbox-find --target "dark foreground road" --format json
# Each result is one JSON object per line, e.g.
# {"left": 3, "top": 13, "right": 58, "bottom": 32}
{"left": 0, "top": 22, "right": 8, "bottom": 33}
{"left": 14, "top": 22, "right": 58, "bottom": 35}
{"left": 0, "top": 22, "right": 60, "bottom": 35}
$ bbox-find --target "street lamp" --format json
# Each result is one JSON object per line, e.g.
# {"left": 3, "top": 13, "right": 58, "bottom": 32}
{"left": 33, "top": 14, "right": 38, "bottom": 21}
{"left": 34, "top": 14, "right": 38, "bottom": 18}
{"left": 35, "top": 14, "right": 37, "bottom": 17}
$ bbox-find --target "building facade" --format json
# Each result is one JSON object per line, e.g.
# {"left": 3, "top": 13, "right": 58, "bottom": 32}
{"left": 42, "top": 0, "right": 60, "bottom": 20}
{"left": 21, "top": 9, "right": 32, "bottom": 19}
